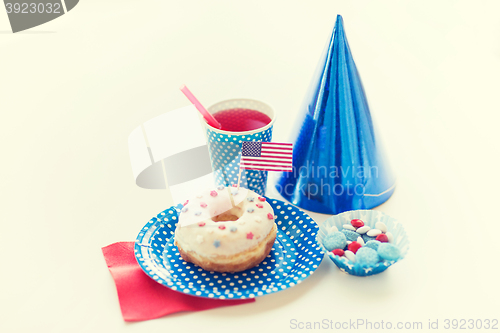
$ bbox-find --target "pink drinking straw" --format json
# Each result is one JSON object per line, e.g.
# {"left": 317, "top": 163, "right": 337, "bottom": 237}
{"left": 180, "top": 85, "right": 222, "bottom": 129}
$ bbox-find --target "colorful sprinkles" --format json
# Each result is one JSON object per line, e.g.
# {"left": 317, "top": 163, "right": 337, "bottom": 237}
{"left": 179, "top": 187, "right": 277, "bottom": 259}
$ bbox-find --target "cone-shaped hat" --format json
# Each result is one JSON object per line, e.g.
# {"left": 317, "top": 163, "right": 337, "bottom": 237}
{"left": 276, "top": 15, "right": 396, "bottom": 214}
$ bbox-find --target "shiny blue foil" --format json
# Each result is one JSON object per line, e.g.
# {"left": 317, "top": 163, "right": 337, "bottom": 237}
{"left": 276, "top": 15, "right": 396, "bottom": 214}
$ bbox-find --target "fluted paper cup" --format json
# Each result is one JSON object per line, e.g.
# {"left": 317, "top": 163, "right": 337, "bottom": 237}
{"left": 317, "top": 210, "right": 409, "bottom": 276}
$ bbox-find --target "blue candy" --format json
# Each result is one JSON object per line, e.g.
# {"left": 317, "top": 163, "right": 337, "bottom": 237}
{"left": 364, "top": 240, "right": 381, "bottom": 251}
{"left": 323, "top": 232, "right": 347, "bottom": 251}
{"left": 341, "top": 229, "right": 359, "bottom": 242}
{"left": 355, "top": 247, "right": 380, "bottom": 265}
{"left": 377, "top": 243, "right": 400, "bottom": 261}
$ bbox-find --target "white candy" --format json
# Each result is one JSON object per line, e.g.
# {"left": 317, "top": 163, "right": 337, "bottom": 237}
{"left": 343, "top": 224, "right": 356, "bottom": 231}
{"left": 367, "top": 229, "right": 382, "bottom": 237}
{"left": 386, "top": 231, "right": 394, "bottom": 243}
{"left": 375, "top": 222, "right": 388, "bottom": 233}
{"left": 347, "top": 241, "right": 352, "bottom": 244}
{"left": 357, "top": 236, "right": 365, "bottom": 246}
{"left": 356, "top": 226, "right": 371, "bottom": 234}
{"left": 344, "top": 250, "right": 356, "bottom": 262}
{"left": 329, "top": 225, "right": 339, "bottom": 233}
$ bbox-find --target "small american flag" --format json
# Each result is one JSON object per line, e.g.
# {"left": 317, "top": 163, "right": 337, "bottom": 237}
{"left": 240, "top": 142, "right": 293, "bottom": 172}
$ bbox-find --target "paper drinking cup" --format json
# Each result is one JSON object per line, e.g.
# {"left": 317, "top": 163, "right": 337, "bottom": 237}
{"left": 203, "top": 99, "right": 275, "bottom": 196}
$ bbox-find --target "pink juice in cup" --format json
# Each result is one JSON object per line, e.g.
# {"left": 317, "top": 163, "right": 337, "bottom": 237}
{"left": 212, "top": 108, "right": 272, "bottom": 132}
{"left": 205, "top": 98, "right": 275, "bottom": 195}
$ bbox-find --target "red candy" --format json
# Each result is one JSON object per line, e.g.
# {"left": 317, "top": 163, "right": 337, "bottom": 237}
{"left": 200, "top": 202, "right": 207, "bottom": 208}
{"left": 258, "top": 197, "right": 266, "bottom": 202}
{"left": 351, "top": 219, "right": 364, "bottom": 228}
{"left": 218, "top": 225, "right": 226, "bottom": 230}
{"left": 183, "top": 200, "right": 189, "bottom": 206}
{"left": 210, "top": 190, "right": 218, "bottom": 197}
{"left": 348, "top": 241, "right": 362, "bottom": 254}
{"left": 267, "top": 213, "right": 274, "bottom": 220}
{"left": 232, "top": 184, "right": 238, "bottom": 187}
{"left": 246, "top": 232, "right": 254, "bottom": 239}
{"left": 332, "top": 249, "right": 344, "bottom": 256}
{"left": 376, "top": 234, "right": 389, "bottom": 243}
{"left": 198, "top": 222, "right": 205, "bottom": 227}
{"left": 256, "top": 203, "right": 263, "bottom": 208}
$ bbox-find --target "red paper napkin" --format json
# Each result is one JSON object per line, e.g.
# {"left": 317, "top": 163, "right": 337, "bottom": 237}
{"left": 102, "top": 242, "right": 255, "bottom": 321}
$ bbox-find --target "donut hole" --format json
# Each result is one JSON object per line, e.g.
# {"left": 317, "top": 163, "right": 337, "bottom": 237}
{"left": 211, "top": 207, "right": 242, "bottom": 222}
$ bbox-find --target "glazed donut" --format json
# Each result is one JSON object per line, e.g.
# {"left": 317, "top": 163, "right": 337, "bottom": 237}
{"left": 174, "top": 186, "right": 277, "bottom": 273}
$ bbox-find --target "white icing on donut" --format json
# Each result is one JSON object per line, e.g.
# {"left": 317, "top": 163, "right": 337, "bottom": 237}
{"left": 174, "top": 187, "right": 275, "bottom": 257}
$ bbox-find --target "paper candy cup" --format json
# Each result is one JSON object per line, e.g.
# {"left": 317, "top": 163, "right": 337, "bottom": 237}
{"left": 317, "top": 210, "right": 409, "bottom": 276}
{"left": 204, "top": 99, "right": 275, "bottom": 196}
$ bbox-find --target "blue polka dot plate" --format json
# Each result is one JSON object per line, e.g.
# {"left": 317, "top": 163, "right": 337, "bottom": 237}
{"left": 134, "top": 198, "right": 324, "bottom": 299}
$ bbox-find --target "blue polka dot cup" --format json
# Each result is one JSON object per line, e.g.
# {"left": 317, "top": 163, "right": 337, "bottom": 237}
{"left": 204, "top": 99, "right": 275, "bottom": 196}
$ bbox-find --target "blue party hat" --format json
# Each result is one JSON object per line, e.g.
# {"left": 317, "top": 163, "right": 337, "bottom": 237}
{"left": 276, "top": 15, "right": 396, "bottom": 214}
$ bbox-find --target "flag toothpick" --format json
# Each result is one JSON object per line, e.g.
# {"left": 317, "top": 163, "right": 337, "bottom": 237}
{"left": 237, "top": 141, "right": 293, "bottom": 190}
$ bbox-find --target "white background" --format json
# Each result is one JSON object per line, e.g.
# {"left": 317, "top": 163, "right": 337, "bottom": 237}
{"left": 1, "top": 1, "right": 500, "bottom": 332}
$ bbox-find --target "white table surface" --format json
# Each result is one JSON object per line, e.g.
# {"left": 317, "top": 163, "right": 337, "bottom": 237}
{"left": 1, "top": 1, "right": 500, "bottom": 332}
